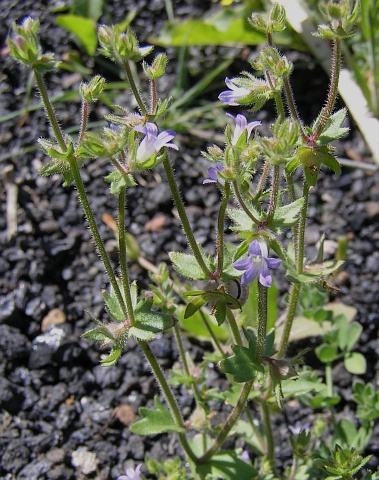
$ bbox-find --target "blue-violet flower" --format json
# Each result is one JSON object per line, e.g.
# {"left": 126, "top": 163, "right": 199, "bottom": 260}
{"left": 227, "top": 113, "right": 261, "bottom": 146}
{"left": 203, "top": 162, "right": 225, "bottom": 185}
{"left": 117, "top": 463, "right": 142, "bottom": 480}
{"left": 233, "top": 240, "right": 281, "bottom": 287}
{"left": 219, "top": 78, "right": 250, "bottom": 106}
{"left": 134, "top": 122, "right": 178, "bottom": 162}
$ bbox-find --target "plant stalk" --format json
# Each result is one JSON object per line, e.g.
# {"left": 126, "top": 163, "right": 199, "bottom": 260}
{"left": 197, "top": 380, "right": 254, "bottom": 464}
{"left": 118, "top": 187, "right": 136, "bottom": 324}
{"left": 138, "top": 341, "right": 198, "bottom": 463}
{"left": 163, "top": 155, "right": 212, "bottom": 277}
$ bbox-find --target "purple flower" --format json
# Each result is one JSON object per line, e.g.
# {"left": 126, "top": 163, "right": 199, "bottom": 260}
{"left": 233, "top": 240, "right": 281, "bottom": 287}
{"left": 117, "top": 464, "right": 142, "bottom": 480}
{"left": 134, "top": 122, "right": 178, "bottom": 162}
{"left": 226, "top": 113, "right": 261, "bottom": 146}
{"left": 203, "top": 162, "right": 224, "bottom": 185}
{"left": 219, "top": 78, "right": 250, "bottom": 106}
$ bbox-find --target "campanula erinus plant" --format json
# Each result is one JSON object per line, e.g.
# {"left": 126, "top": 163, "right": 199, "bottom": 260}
{"left": 8, "top": 1, "right": 379, "bottom": 478}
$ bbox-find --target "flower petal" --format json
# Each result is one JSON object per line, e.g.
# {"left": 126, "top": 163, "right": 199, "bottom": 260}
{"left": 154, "top": 131, "right": 177, "bottom": 151}
{"left": 233, "top": 257, "right": 251, "bottom": 270}
{"left": 144, "top": 122, "right": 158, "bottom": 137}
{"left": 241, "top": 263, "right": 259, "bottom": 284}
{"left": 258, "top": 262, "right": 272, "bottom": 287}
{"left": 248, "top": 240, "right": 262, "bottom": 257}
{"left": 265, "top": 257, "right": 281, "bottom": 269}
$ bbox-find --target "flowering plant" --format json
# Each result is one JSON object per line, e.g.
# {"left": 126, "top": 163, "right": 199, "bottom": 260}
{"left": 8, "top": 1, "right": 379, "bottom": 479}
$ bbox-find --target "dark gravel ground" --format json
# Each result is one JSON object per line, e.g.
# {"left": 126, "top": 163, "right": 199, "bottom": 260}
{"left": 1, "top": 1, "right": 379, "bottom": 479}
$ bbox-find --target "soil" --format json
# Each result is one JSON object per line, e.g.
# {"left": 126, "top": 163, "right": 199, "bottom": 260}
{"left": 1, "top": 1, "right": 378, "bottom": 479}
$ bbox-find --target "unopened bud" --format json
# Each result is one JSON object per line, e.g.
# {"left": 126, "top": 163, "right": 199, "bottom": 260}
{"left": 143, "top": 53, "right": 168, "bottom": 79}
{"left": 80, "top": 75, "right": 106, "bottom": 103}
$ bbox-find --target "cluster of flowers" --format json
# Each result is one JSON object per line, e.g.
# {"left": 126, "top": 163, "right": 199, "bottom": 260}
{"left": 133, "top": 79, "right": 281, "bottom": 290}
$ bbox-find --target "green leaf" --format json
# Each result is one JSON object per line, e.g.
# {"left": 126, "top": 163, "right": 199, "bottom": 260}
{"left": 345, "top": 321, "right": 363, "bottom": 352}
{"left": 227, "top": 207, "right": 262, "bottom": 232}
{"left": 129, "top": 299, "right": 174, "bottom": 340}
{"left": 101, "top": 345, "right": 123, "bottom": 366}
{"left": 269, "top": 197, "right": 304, "bottom": 230}
{"left": 344, "top": 352, "right": 367, "bottom": 375}
{"left": 82, "top": 325, "right": 115, "bottom": 342}
{"left": 286, "top": 259, "right": 344, "bottom": 284}
{"left": 130, "top": 397, "right": 185, "bottom": 435}
{"left": 104, "top": 171, "right": 136, "bottom": 194}
{"left": 178, "top": 305, "right": 229, "bottom": 342}
{"left": 169, "top": 251, "right": 211, "bottom": 280}
{"left": 318, "top": 108, "right": 350, "bottom": 144}
{"left": 150, "top": 9, "right": 265, "bottom": 47}
{"left": 184, "top": 296, "right": 207, "bottom": 319}
{"left": 220, "top": 344, "right": 264, "bottom": 382}
{"left": 195, "top": 449, "right": 258, "bottom": 479}
{"left": 103, "top": 286, "right": 125, "bottom": 322}
{"left": 56, "top": 15, "right": 97, "bottom": 56}
{"left": 316, "top": 344, "right": 339, "bottom": 363}
{"left": 73, "top": 0, "right": 103, "bottom": 21}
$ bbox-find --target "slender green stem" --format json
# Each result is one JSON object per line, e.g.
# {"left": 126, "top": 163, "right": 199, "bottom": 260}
{"left": 138, "top": 341, "right": 198, "bottom": 463}
{"left": 325, "top": 362, "right": 334, "bottom": 398}
{"left": 261, "top": 401, "right": 275, "bottom": 468}
{"left": 285, "top": 172, "right": 298, "bottom": 262}
{"left": 173, "top": 323, "right": 203, "bottom": 406}
{"left": 118, "top": 187, "right": 136, "bottom": 325}
{"left": 273, "top": 91, "right": 285, "bottom": 121}
{"left": 69, "top": 160, "right": 127, "bottom": 317}
{"left": 283, "top": 77, "right": 307, "bottom": 141}
{"left": 199, "top": 310, "right": 226, "bottom": 357}
{"left": 288, "top": 456, "right": 299, "bottom": 480}
{"left": 256, "top": 282, "right": 268, "bottom": 362}
{"left": 226, "top": 308, "right": 243, "bottom": 346}
{"left": 216, "top": 182, "right": 230, "bottom": 275}
{"left": 122, "top": 59, "right": 148, "bottom": 116}
{"left": 34, "top": 69, "right": 127, "bottom": 317}
{"left": 232, "top": 180, "right": 260, "bottom": 225}
{"left": 277, "top": 182, "right": 308, "bottom": 358}
{"left": 150, "top": 79, "right": 157, "bottom": 115}
{"left": 277, "top": 283, "right": 301, "bottom": 359}
{"left": 197, "top": 380, "right": 254, "bottom": 464}
{"left": 163, "top": 155, "right": 211, "bottom": 277}
{"left": 245, "top": 407, "right": 267, "bottom": 454}
{"left": 297, "top": 182, "right": 309, "bottom": 273}
{"left": 34, "top": 70, "right": 66, "bottom": 151}
{"left": 78, "top": 99, "right": 89, "bottom": 147}
{"left": 313, "top": 38, "right": 342, "bottom": 141}
{"left": 265, "top": 165, "right": 280, "bottom": 226}
{"left": 255, "top": 160, "right": 270, "bottom": 200}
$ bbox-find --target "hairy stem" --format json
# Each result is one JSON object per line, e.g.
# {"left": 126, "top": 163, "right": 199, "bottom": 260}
{"left": 313, "top": 38, "right": 342, "bottom": 140}
{"left": 277, "top": 181, "right": 309, "bottom": 358}
{"left": 173, "top": 322, "right": 203, "bottom": 406}
{"left": 139, "top": 341, "right": 198, "bottom": 463}
{"left": 265, "top": 165, "right": 280, "bottom": 226}
{"left": 261, "top": 401, "right": 275, "bottom": 468}
{"left": 216, "top": 182, "right": 230, "bottom": 275}
{"left": 256, "top": 282, "right": 268, "bottom": 362}
{"left": 163, "top": 155, "right": 211, "bottom": 277}
{"left": 122, "top": 59, "right": 148, "bottom": 116}
{"left": 69, "top": 160, "right": 127, "bottom": 317}
{"left": 34, "top": 71, "right": 66, "bottom": 151}
{"left": 197, "top": 380, "right": 254, "bottom": 464}
{"left": 118, "top": 187, "right": 136, "bottom": 324}
{"left": 226, "top": 308, "right": 243, "bottom": 346}
{"left": 232, "top": 180, "right": 260, "bottom": 225}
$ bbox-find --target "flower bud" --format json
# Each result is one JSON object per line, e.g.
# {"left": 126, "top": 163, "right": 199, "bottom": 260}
{"left": 249, "top": 3, "right": 286, "bottom": 34}
{"left": 316, "top": 0, "right": 360, "bottom": 39}
{"left": 143, "top": 53, "right": 168, "bottom": 79}
{"left": 79, "top": 75, "right": 106, "bottom": 103}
